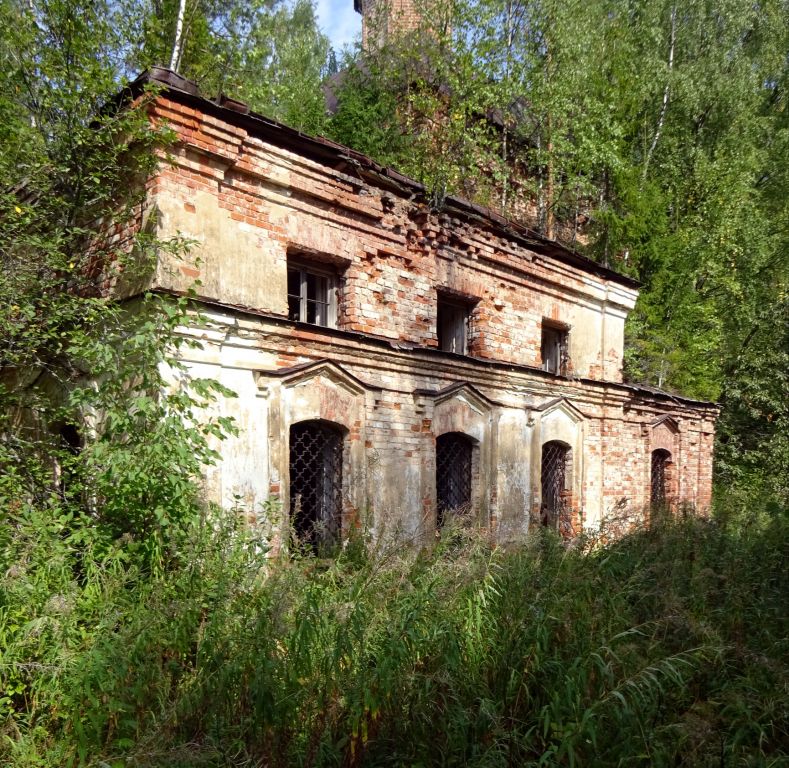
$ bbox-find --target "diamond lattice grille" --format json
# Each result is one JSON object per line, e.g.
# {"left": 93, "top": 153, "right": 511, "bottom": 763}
{"left": 436, "top": 433, "right": 473, "bottom": 526}
{"left": 651, "top": 449, "right": 670, "bottom": 506}
{"left": 289, "top": 421, "right": 343, "bottom": 552}
{"left": 541, "top": 441, "right": 570, "bottom": 529}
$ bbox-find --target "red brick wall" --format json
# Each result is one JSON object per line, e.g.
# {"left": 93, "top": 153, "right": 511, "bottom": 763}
{"left": 147, "top": 95, "right": 637, "bottom": 383}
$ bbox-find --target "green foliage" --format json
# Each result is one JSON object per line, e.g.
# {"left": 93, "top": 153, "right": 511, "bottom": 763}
{"left": 0, "top": 0, "right": 235, "bottom": 567}
{"left": 0, "top": 2, "right": 787, "bottom": 763}
{"left": 327, "top": 0, "right": 789, "bottom": 500}
{"left": 2, "top": 507, "right": 787, "bottom": 766}
{"left": 235, "top": 0, "right": 333, "bottom": 134}
{"left": 327, "top": 59, "right": 409, "bottom": 170}
{"left": 715, "top": 291, "right": 789, "bottom": 503}
{"left": 131, "top": 0, "right": 333, "bottom": 132}
{"left": 329, "top": 24, "right": 504, "bottom": 206}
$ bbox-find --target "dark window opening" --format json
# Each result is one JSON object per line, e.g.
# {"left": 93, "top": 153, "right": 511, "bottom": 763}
{"left": 287, "top": 260, "right": 338, "bottom": 327}
{"left": 541, "top": 440, "right": 572, "bottom": 534}
{"left": 436, "top": 432, "right": 473, "bottom": 527}
{"left": 651, "top": 449, "right": 671, "bottom": 507}
{"left": 54, "top": 423, "right": 83, "bottom": 501}
{"left": 541, "top": 323, "right": 569, "bottom": 375}
{"left": 437, "top": 296, "right": 470, "bottom": 354}
{"left": 289, "top": 421, "right": 344, "bottom": 554}
{"left": 59, "top": 424, "right": 82, "bottom": 455}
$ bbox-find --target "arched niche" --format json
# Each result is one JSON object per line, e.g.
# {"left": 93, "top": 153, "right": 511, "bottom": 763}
{"left": 540, "top": 439, "right": 573, "bottom": 535}
{"left": 289, "top": 418, "right": 347, "bottom": 554}
{"left": 650, "top": 448, "right": 674, "bottom": 508}
{"left": 648, "top": 415, "right": 680, "bottom": 508}
{"left": 435, "top": 431, "right": 478, "bottom": 528}
{"left": 531, "top": 397, "right": 586, "bottom": 533}
{"left": 429, "top": 383, "right": 497, "bottom": 530}
{"left": 258, "top": 360, "right": 374, "bottom": 542}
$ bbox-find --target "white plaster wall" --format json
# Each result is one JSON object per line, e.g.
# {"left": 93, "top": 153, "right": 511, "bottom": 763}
{"left": 370, "top": 458, "right": 425, "bottom": 544}
{"left": 164, "top": 355, "right": 272, "bottom": 521}
{"left": 602, "top": 304, "right": 629, "bottom": 381}
{"left": 566, "top": 302, "right": 606, "bottom": 378}
{"left": 494, "top": 408, "right": 533, "bottom": 539}
{"left": 154, "top": 188, "right": 287, "bottom": 313}
{"left": 215, "top": 366, "right": 270, "bottom": 515}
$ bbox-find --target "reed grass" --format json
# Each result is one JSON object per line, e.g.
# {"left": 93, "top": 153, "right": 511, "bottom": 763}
{"left": 1, "top": 502, "right": 787, "bottom": 766}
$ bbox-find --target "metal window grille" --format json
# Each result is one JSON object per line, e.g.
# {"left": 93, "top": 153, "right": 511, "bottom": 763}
{"left": 436, "top": 432, "right": 473, "bottom": 526}
{"left": 289, "top": 421, "right": 343, "bottom": 553}
{"left": 651, "top": 449, "right": 670, "bottom": 506}
{"left": 541, "top": 441, "right": 570, "bottom": 532}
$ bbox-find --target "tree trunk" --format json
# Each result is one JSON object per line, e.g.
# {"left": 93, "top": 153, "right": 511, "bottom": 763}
{"left": 545, "top": 117, "right": 555, "bottom": 240}
{"left": 169, "top": 0, "right": 188, "bottom": 72}
{"left": 643, "top": 4, "right": 676, "bottom": 180}
{"left": 544, "top": 41, "right": 555, "bottom": 240}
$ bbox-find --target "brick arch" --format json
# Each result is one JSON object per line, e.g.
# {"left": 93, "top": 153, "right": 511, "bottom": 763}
{"left": 648, "top": 416, "right": 679, "bottom": 509}
{"left": 650, "top": 448, "right": 669, "bottom": 503}
{"left": 429, "top": 383, "right": 495, "bottom": 531}
{"left": 261, "top": 361, "right": 374, "bottom": 546}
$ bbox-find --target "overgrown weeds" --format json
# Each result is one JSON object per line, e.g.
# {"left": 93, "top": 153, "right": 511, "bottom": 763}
{"left": 1, "top": 503, "right": 787, "bottom": 767}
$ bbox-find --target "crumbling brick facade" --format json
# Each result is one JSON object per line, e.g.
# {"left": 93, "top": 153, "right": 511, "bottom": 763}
{"left": 133, "top": 69, "right": 717, "bottom": 547}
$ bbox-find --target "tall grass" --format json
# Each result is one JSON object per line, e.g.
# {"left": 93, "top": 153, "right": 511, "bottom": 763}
{"left": 1, "top": 501, "right": 787, "bottom": 766}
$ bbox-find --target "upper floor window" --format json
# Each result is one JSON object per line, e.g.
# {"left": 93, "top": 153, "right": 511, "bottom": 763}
{"left": 541, "top": 321, "right": 569, "bottom": 375}
{"left": 437, "top": 295, "right": 470, "bottom": 354}
{"left": 287, "top": 259, "right": 338, "bottom": 327}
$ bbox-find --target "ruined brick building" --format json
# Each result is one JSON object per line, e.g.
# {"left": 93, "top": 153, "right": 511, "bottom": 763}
{"left": 129, "top": 68, "right": 717, "bottom": 549}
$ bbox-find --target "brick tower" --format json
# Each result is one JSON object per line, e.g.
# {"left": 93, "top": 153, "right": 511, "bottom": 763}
{"left": 355, "top": 0, "right": 427, "bottom": 49}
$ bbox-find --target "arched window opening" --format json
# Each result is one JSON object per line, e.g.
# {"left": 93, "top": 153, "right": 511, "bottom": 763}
{"left": 436, "top": 432, "right": 473, "bottom": 527}
{"left": 651, "top": 449, "right": 671, "bottom": 507}
{"left": 541, "top": 441, "right": 573, "bottom": 534}
{"left": 289, "top": 421, "right": 344, "bottom": 554}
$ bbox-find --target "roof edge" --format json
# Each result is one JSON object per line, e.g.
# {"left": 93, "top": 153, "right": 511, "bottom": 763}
{"left": 127, "top": 68, "right": 642, "bottom": 291}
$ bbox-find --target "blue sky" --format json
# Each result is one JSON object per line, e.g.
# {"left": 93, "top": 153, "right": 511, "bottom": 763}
{"left": 313, "top": 0, "right": 362, "bottom": 52}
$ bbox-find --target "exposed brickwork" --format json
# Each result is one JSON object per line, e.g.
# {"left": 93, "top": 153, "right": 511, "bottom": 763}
{"left": 137, "top": 76, "right": 718, "bottom": 542}
{"left": 359, "top": 0, "right": 427, "bottom": 49}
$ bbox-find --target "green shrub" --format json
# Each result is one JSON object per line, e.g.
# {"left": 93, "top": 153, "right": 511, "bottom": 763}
{"left": 2, "top": 503, "right": 787, "bottom": 767}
